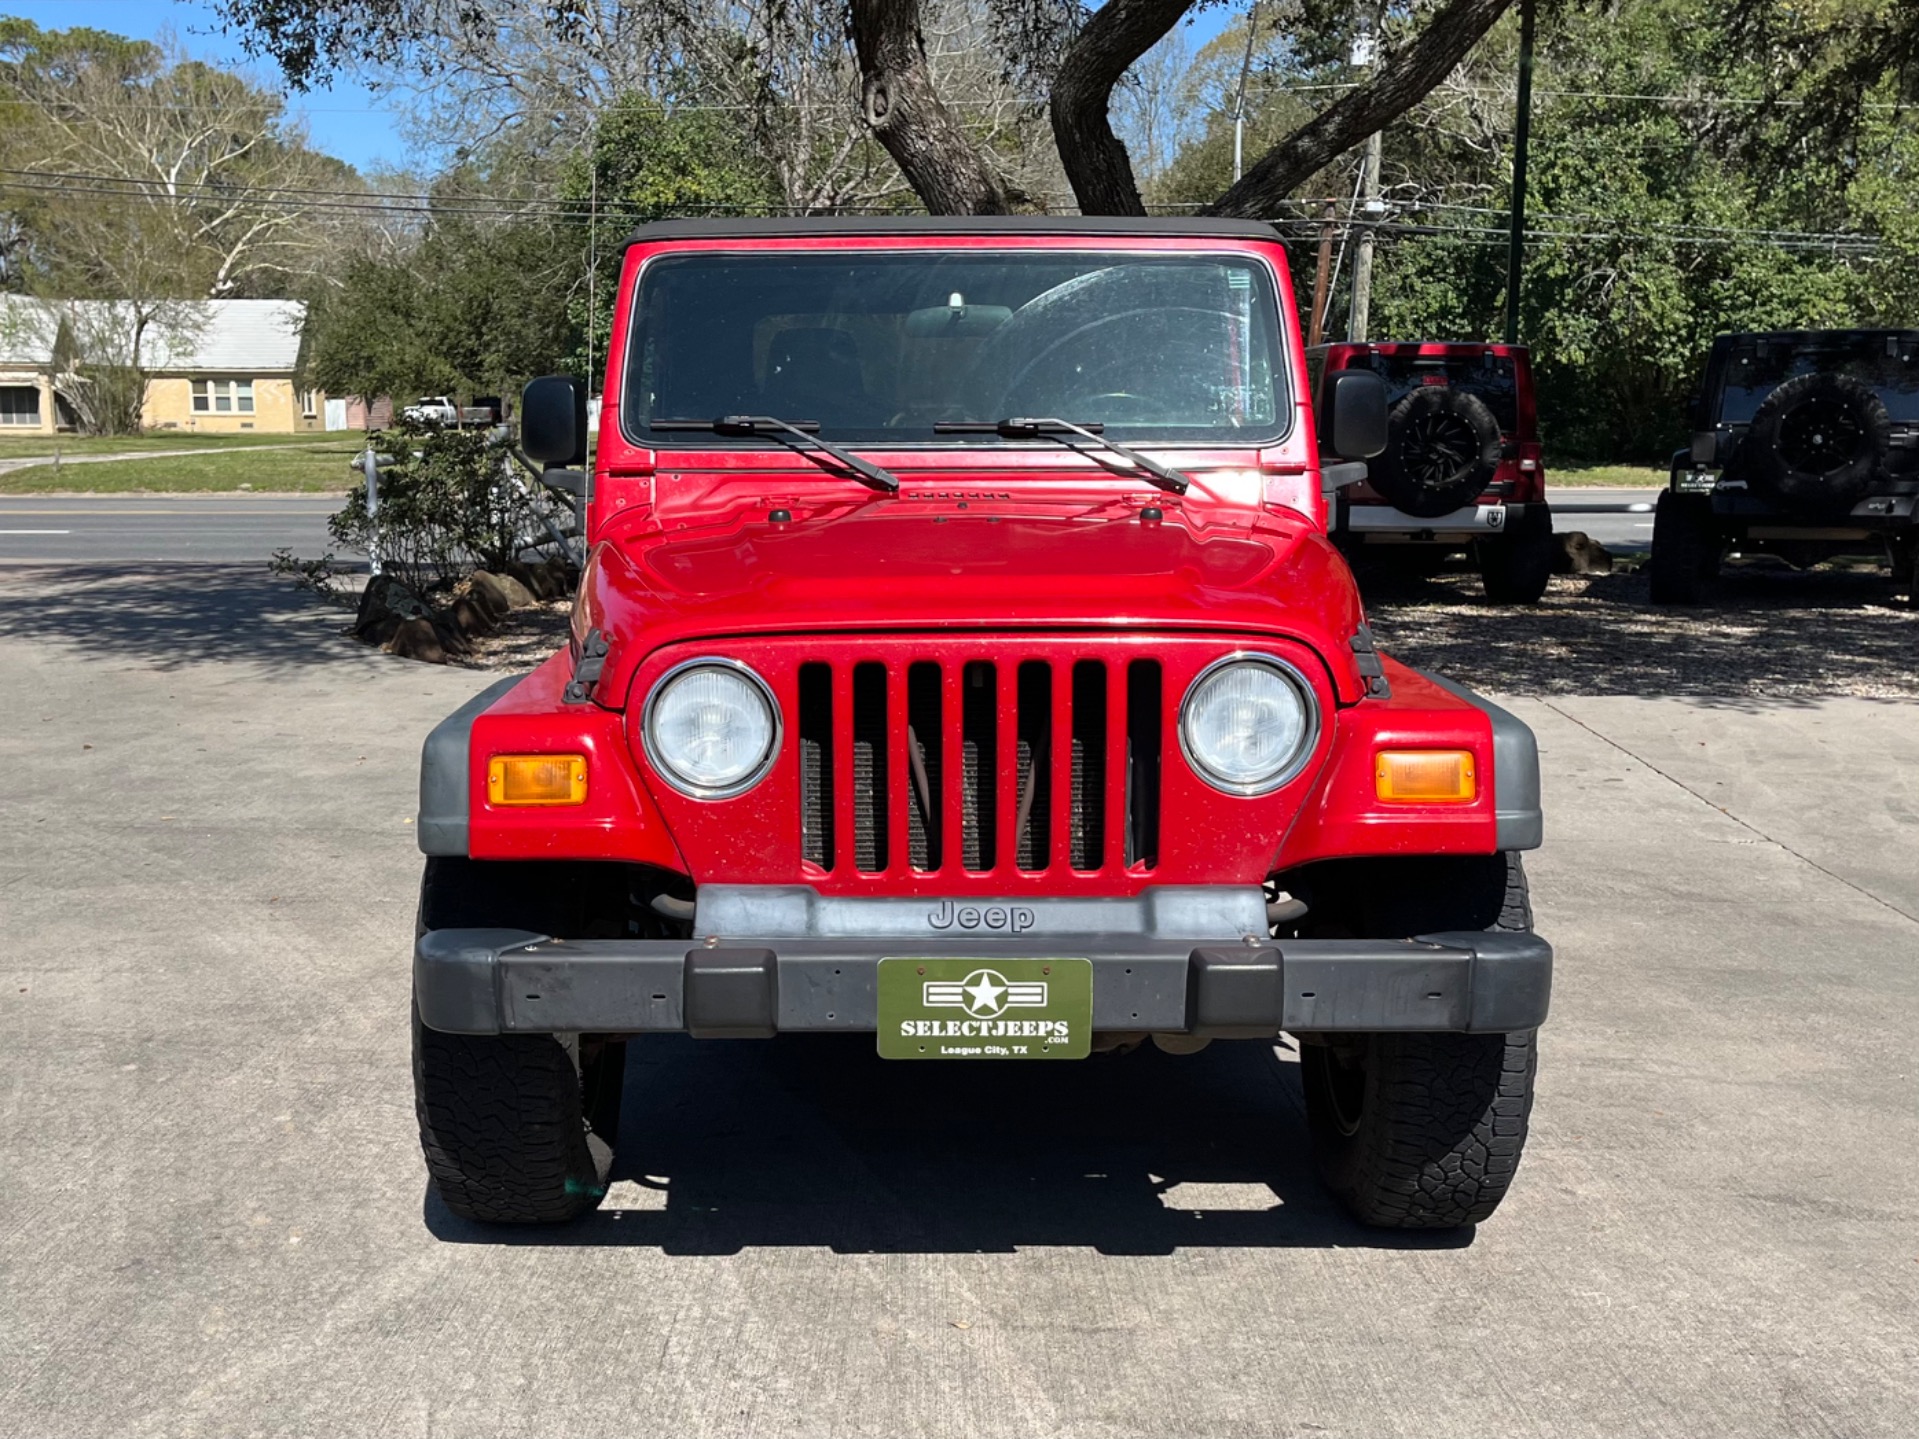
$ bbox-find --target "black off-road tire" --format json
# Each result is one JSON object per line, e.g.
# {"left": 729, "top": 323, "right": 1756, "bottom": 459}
{"left": 1650, "top": 490, "right": 1717, "bottom": 605}
{"left": 1372, "top": 386, "right": 1505, "bottom": 519}
{"left": 413, "top": 857, "right": 630, "bottom": 1224}
{"left": 1298, "top": 851, "right": 1538, "bottom": 1229}
{"left": 414, "top": 1011, "right": 625, "bottom": 1223}
{"left": 1476, "top": 503, "right": 1556, "bottom": 604}
{"left": 1746, "top": 371, "right": 1890, "bottom": 513}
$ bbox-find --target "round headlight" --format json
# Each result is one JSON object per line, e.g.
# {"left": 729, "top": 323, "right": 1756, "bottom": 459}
{"left": 642, "top": 659, "right": 781, "bottom": 799}
{"left": 1179, "top": 655, "right": 1318, "bottom": 795}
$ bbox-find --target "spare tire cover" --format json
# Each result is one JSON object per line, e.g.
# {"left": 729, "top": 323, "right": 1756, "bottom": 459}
{"left": 1371, "top": 385, "right": 1504, "bottom": 519}
{"left": 1745, "top": 371, "right": 1890, "bottom": 513}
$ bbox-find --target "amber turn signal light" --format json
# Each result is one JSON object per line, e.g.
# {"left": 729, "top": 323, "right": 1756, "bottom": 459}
{"left": 487, "top": 754, "right": 588, "bottom": 806}
{"left": 1375, "top": 749, "right": 1476, "bottom": 803}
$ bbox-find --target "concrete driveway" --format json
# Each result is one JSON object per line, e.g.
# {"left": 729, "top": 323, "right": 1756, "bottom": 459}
{"left": 1, "top": 563, "right": 1915, "bottom": 1437}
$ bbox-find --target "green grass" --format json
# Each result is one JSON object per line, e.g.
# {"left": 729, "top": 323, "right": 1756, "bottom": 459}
{"left": 0, "top": 430, "right": 354, "bottom": 460}
{"left": 0, "top": 439, "right": 363, "bottom": 493}
{"left": 1551, "top": 460, "right": 1669, "bottom": 488}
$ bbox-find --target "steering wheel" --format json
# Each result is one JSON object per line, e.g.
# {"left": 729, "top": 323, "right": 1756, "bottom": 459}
{"left": 978, "top": 307, "right": 1245, "bottom": 424}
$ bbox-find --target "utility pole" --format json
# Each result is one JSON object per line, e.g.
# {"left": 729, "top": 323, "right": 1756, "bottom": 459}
{"left": 1504, "top": 0, "right": 1537, "bottom": 344}
{"left": 1309, "top": 200, "right": 1337, "bottom": 347}
{"left": 1346, "top": 6, "right": 1383, "bottom": 342}
{"left": 1348, "top": 129, "right": 1382, "bottom": 341}
{"left": 1231, "top": 2, "right": 1262, "bottom": 183}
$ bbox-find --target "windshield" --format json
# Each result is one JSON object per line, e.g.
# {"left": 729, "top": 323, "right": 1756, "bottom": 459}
{"left": 1347, "top": 351, "right": 1520, "bottom": 433}
{"left": 1717, "top": 338, "right": 1919, "bottom": 424}
{"left": 622, "top": 250, "right": 1287, "bottom": 446}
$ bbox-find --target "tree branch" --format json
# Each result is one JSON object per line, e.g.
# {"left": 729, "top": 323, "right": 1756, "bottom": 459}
{"left": 851, "top": 0, "right": 1007, "bottom": 214}
{"left": 1050, "top": 0, "right": 1194, "bottom": 217}
{"left": 1204, "top": 0, "right": 1514, "bottom": 218}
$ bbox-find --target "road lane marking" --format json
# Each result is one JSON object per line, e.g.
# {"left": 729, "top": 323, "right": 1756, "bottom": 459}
{"left": 0, "top": 529, "right": 70, "bottom": 534}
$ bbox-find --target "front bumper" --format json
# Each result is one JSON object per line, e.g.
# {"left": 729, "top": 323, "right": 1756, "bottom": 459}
{"left": 415, "top": 926, "right": 1552, "bottom": 1040}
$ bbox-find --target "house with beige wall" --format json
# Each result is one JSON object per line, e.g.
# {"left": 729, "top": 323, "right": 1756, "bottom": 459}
{"left": 0, "top": 296, "right": 62, "bottom": 436}
{"left": 0, "top": 297, "right": 325, "bottom": 437}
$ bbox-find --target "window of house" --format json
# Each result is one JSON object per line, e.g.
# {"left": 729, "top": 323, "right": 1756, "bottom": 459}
{"left": 0, "top": 385, "right": 41, "bottom": 427}
{"left": 299, "top": 388, "right": 317, "bottom": 418}
{"left": 192, "top": 379, "right": 256, "bottom": 415}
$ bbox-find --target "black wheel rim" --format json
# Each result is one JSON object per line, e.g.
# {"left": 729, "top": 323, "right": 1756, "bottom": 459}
{"left": 1399, "top": 412, "right": 1480, "bottom": 490}
{"left": 1778, "top": 396, "right": 1867, "bottom": 475}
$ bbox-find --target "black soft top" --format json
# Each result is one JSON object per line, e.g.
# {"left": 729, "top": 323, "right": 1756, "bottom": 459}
{"left": 626, "top": 215, "right": 1280, "bottom": 246}
{"left": 1711, "top": 328, "right": 1919, "bottom": 349}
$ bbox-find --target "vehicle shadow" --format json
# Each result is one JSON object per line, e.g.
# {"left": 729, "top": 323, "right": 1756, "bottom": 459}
{"left": 422, "top": 1035, "right": 1473, "bottom": 1255}
{"left": 1360, "top": 561, "right": 1919, "bottom": 705}
{"left": 0, "top": 562, "right": 363, "bottom": 672}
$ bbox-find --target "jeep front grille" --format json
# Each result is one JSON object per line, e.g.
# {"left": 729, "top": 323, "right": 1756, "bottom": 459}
{"left": 796, "top": 652, "right": 1162, "bottom": 880}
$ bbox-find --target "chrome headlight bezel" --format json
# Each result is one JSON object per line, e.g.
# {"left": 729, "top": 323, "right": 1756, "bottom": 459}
{"left": 1177, "top": 652, "right": 1321, "bottom": 796}
{"left": 640, "top": 657, "right": 782, "bottom": 800}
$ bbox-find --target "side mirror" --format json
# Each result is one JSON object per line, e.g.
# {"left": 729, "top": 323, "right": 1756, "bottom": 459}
{"left": 521, "top": 375, "right": 587, "bottom": 466}
{"left": 1325, "top": 370, "right": 1389, "bottom": 460}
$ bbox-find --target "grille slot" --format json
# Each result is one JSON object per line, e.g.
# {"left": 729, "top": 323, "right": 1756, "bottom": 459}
{"left": 798, "top": 662, "right": 834, "bottom": 870}
{"left": 851, "top": 662, "right": 888, "bottom": 872}
{"left": 906, "top": 662, "right": 942, "bottom": 871}
{"left": 1126, "top": 659, "right": 1162, "bottom": 869}
{"left": 1015, "top": 661, "right": 1052, "bottom": 871}
{"left": 961, "top": 661, "right": 996, "bottom": 870}
{"left": 1070, "top": 661, "right": 1107, "bottom": 871}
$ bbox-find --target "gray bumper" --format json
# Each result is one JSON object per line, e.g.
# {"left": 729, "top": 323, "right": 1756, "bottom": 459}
{"left": 414, "top": 927, "right": 1552, "bottom": 1039}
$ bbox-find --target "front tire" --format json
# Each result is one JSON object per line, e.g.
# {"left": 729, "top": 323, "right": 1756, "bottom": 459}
{"left": 1301, "top": 1030, "right": 1536, "bottom": 1228}
{"left": 415, "top": 1012, "right": 625, "bottom": 1223}
{"left": 1295, "top": 850, "right": 1539, "bottom": 1228}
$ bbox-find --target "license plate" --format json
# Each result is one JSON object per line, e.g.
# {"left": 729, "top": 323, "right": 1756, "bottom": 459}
{"left": 877, "top": 958, "right": 1093, "bottom": 1060}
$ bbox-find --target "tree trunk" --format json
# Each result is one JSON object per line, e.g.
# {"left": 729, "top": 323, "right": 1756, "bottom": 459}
{"left": 850, "top": 0, "right": 1008, "bottom": 215}
{"left": 1050, "top": 0, "right": 1195, "bottom": 216}
{"left": 1203, "top": 0, "right": 1514, "bottom": 217}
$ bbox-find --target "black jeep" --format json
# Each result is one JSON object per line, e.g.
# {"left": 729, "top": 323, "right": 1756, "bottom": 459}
{"left": 1652, "top": 329, "right": 1919, "bottom": 604}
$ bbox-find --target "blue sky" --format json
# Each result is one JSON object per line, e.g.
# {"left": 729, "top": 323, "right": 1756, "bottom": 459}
{"left": 6, "top": 0, "right": 1236, "bottom": 174}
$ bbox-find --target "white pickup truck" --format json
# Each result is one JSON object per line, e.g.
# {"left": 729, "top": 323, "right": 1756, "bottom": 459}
{"left": 401, "top": 395, "right": 500, "bottom": 427}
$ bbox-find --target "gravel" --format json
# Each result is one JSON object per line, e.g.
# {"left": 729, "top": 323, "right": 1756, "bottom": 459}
{"left": 1363, "top": 558, "right": 1919, "bottom": 701}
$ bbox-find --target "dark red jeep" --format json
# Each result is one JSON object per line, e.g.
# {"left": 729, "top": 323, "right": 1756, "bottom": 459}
{"left": 1309, "top": 341, "right": 1556, "bottom": 604}
{"left": 413, "top": 218, "right": 1550, "bottom": 1230}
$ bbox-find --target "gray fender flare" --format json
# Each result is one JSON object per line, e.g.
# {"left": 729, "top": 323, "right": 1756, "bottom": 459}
{"left": 1415, "top": 669, "right": 1543, "bottom": 851}
{"left": 416, "top": 673, "right": 528, "bottom": 856}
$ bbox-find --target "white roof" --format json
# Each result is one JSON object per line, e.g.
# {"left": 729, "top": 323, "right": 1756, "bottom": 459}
{"left": 141, "top": 300, "right": 307, "bottom": 373}
{"left": 0, "top": 295, "right": 61, "bottom": 366}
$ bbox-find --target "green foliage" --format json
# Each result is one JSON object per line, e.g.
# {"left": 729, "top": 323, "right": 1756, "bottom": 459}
{"left": 326, "top": 419, "right": 545, "bottom": 594}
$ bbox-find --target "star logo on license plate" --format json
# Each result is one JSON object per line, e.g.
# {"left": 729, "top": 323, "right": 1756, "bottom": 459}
{"left": 923, "top": 967, "right": 1048, "bottom": 1019}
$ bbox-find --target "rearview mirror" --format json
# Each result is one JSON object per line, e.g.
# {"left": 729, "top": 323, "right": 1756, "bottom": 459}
{"left": 521, "top": 375, "right": 587, "bottom": 466}
{"left": 1325, "top": 369, "right": 1389, "bottom": 460}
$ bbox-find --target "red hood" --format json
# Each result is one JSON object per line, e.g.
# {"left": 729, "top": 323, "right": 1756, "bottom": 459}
{"left": 574, "top": 491, "right": 1370, "bottom": 707}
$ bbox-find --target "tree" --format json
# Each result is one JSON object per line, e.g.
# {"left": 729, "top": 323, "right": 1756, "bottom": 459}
{"left": 0, "top": 20, "right": 357, "bottom": 301}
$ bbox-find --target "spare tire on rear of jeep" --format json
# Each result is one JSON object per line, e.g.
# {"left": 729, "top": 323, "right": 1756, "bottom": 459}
{"left": 1371, "top": 385, "right": 1505, "bottom": 519}
{"left": 1745, "top": 371, "right": 1890, "bottom": 513}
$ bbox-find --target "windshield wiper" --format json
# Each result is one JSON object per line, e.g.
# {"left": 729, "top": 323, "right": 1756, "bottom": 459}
{"left": 933, "top": 417, "right": 1190, "bottom": 494}
{"left": 652, "top": 415, "right": 899, "bottom": 493}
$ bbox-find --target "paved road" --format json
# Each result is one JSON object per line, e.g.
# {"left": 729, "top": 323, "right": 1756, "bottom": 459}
{"left": 0, "top": 489, "right": 1664, "bottom": 566}
{"left": 1551, "top": 486, "right": 1661, "bottom": 552}
{"left": 1, "top": 562, "right": 1914, "bottom": 1437}
{"left": 0, "top": 494, "right": 343, "bottom": 564}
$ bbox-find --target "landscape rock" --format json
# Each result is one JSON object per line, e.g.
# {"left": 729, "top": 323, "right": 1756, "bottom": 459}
{"left": 466, "top": 571, "right": 515, "bottom": 620}
{"left": 384, "top": 617, "right": 447, "bottom": 664}
{"left": 353, "top": 573, "right": 426, "bottom": 640}
{"left": 495, "top": 572, "right": 540, "bottom": 609}
{"left": 449, "top": 595, "right": 495, "bottom": 639}
{"left": 1555, "top": 531, "right": 1614, "bottom": 575}
{"left": 503, "top": 560, "right": 547, "bottom": 602}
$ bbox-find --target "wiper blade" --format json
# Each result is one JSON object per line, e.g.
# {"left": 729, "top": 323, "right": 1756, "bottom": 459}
{"left": 651, "top": 414, "right": 899, "bottom": 493}
{"left": 933, "top": 416, "right": 1189, "bottom": 494}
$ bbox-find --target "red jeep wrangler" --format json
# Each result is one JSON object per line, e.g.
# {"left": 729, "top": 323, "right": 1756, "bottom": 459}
{"left": 1309, "top": 341, "right": 1556, "bottom": 604}
{"left": 413, "top": 218, "right": 1550, "bottom": 1230}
